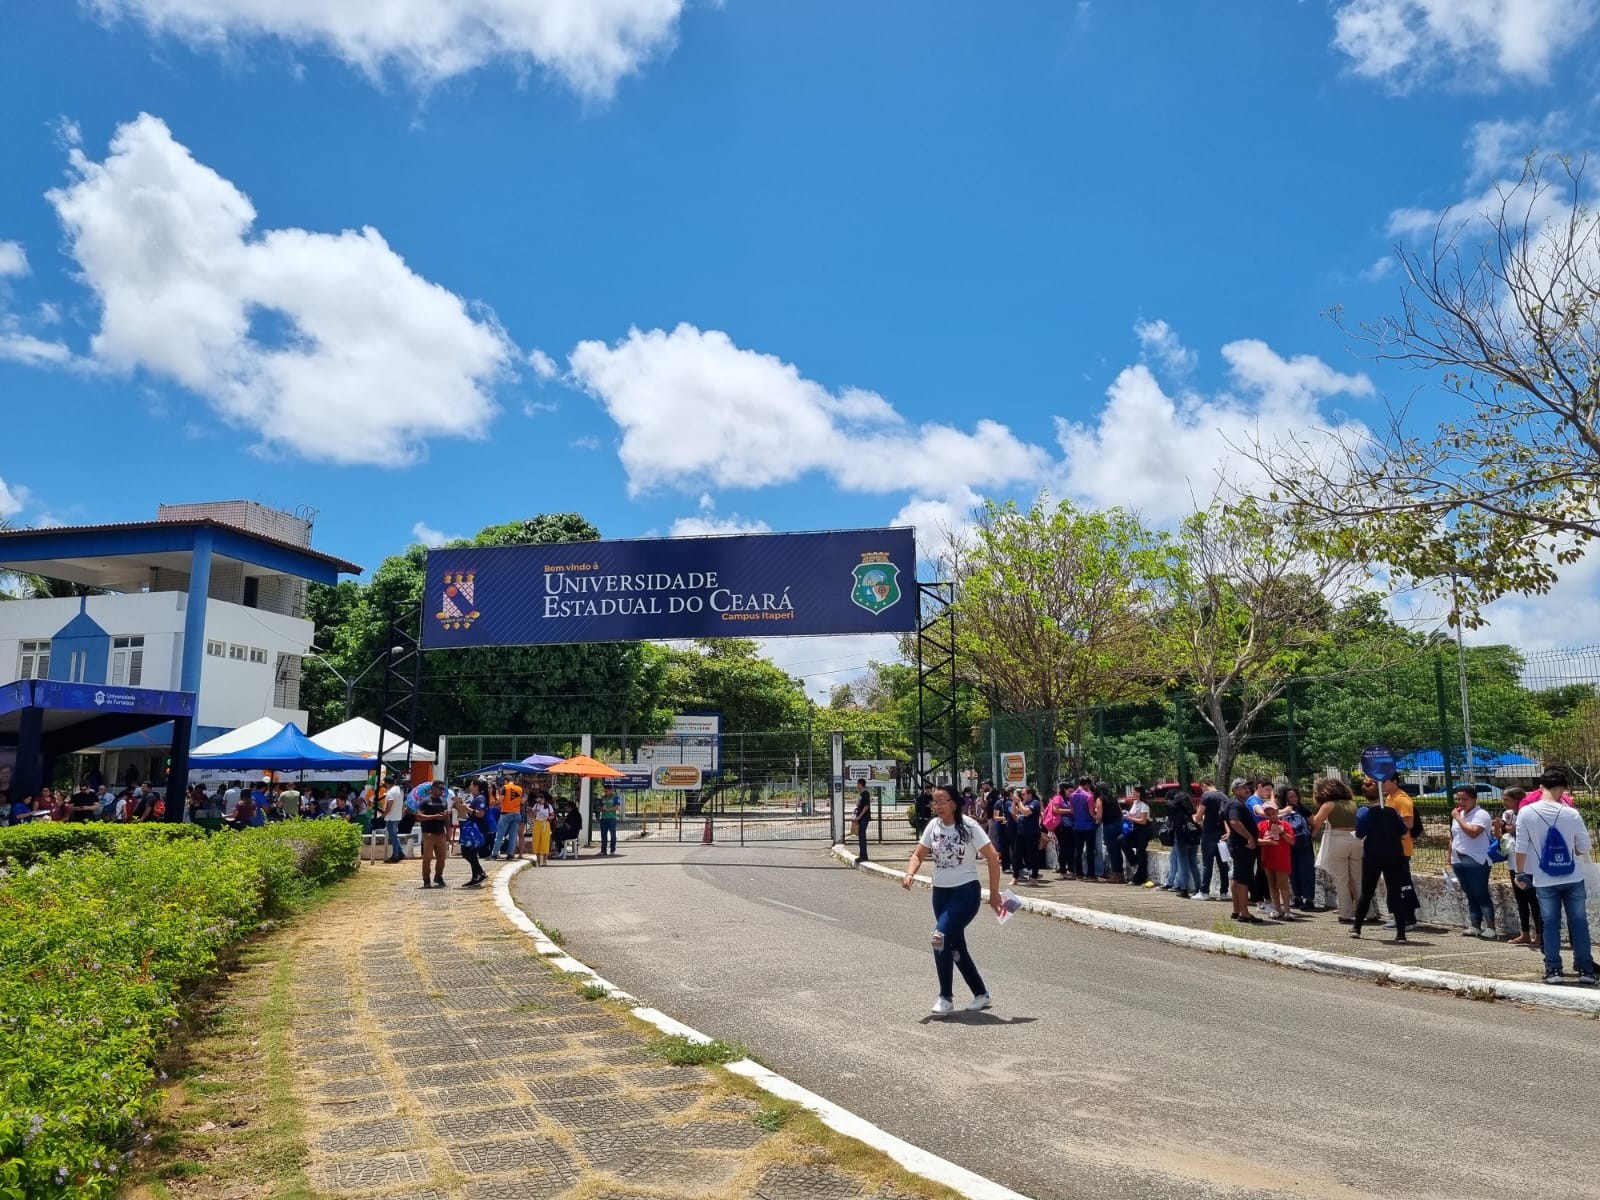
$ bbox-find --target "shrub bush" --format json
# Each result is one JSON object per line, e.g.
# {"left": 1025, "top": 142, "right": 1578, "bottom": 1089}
{"left": 0, "top": 822, "right": 205, "bottom": 867}
{"left": 0, "top": 822, "right": 358, "bottom": 1197}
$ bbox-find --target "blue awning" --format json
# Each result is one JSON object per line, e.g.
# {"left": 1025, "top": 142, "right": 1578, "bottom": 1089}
{"left": 1396, "top": 748, "right": 1538, "bottom": 771}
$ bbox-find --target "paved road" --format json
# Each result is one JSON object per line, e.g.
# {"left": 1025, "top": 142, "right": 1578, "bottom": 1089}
{"left": 513, "top": 839, "right": 1599, "bottom": 1200}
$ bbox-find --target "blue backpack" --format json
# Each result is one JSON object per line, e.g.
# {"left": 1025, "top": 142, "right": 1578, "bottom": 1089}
{"left": 1536, "top": 815, "right": 1576, "bottom": 877}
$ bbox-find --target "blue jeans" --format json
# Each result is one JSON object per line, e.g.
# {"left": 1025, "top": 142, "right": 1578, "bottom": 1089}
{"left": 385, "top": 819, "right": 405, "bottom": 859}
{"left": 1172, "top": 840, "right": 1200, "bottom": 893}
{"left": 1453, "top": 859, "right": 1495, "bottom": 930}
{"left": 930, "top": 881, "right": 987, "bottom": 1000}
{"left": 492, "top": 814, "right": 523, "bottom": 858}
{"left": 1535, "top": 879, "right": 1595, "bottom": 977}
{"left": 1290, "top": 846, "right": 1316, "bottom": 908}
{"left": 1100, "top": 823, "right": 1121, "bottom": 878}
{"left": 600, "top": 819, "right": 617, "bottom": 855}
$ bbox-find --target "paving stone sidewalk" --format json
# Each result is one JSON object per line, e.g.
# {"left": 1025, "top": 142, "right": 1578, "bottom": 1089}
{"left": 898, "top": 857, "right": 1556, "bottom": 981}
{"left": 288, "top": 863, "right": 931, "bottom": 1200}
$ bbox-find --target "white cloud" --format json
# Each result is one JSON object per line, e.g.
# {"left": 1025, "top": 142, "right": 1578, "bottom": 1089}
{"left": 47, "top": 114, "right": 514, "bottom": 465}
{"left": 528, "top": 347, "right": 560, "bottom": 379}
{"left": 1331, "top": 0, "right": 1597, "bottom": 87}
{"left": 668, "top": 493, "right": 770, "bottom": 537}
{"left": 82, "top": 0, "right": 692, "bottom": 98}
{"left": 1358, "top": 255, "right": 1396, "bottom": 282}
{"left": 570, "top": 434, "right": 601, "bottom": 450}
{"left": 0, "top": 241, "right": 28, "bottom": 278}
{"left": 522, "top": 398, "right": 559, "bottom": 416}
{"left": 892, "top": 489, "right": 980, "bottom": 563}
{"left": 568, "top": 323, "right": 1047, "bottom": 500}
{"left": 1055, "top": 341, "right": 1374, "bottom": 525}
{"left": 411, "top": 520, "right": 462, "bottom": 548}
{"left": 754, "top": 633, "right": 904, "bottom": 704}
{"left": 0, "top": 478, "right": 23, "bottom": 519}
{"left": 1134, "top": 318, "right": 1196, "bottom": 376}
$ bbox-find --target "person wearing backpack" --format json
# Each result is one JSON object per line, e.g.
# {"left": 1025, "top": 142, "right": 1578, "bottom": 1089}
{"left": 1514, "top": 768, "right": 1595, "bottom": 986}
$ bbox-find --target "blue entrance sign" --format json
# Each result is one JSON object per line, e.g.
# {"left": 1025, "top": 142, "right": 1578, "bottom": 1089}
{"left": 423, "top": 527, "right": 917, "bottom": 648}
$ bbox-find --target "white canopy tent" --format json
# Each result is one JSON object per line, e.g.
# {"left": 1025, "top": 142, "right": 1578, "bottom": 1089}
{"left": 191, "top": 717, "right": 285, "bottom": 758}
{"left": 310, "top": 716, "right": 435, "bottom": 764}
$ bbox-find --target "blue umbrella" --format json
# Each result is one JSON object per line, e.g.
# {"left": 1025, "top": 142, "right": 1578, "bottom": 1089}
{"left": 520, "top": 753, "right": 565, "bottom": 770}
{"left": 457, "top": 762, "right": 533, "bottom": 777}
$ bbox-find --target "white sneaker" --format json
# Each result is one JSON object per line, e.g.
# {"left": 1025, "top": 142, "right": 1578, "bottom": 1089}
{"left": 965, "top": 993, "right": 992, "bottom": 1012}
{"left": 930, "top": 997, "right": 954, "bottom": 1017}
{"left": 1190, "top": 891, "right": 1212, "bottom": 900}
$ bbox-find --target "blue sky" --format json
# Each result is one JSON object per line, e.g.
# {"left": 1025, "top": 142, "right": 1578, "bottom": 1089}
{"left": 2, "top": 1, "right": 1598, "bottom": 692}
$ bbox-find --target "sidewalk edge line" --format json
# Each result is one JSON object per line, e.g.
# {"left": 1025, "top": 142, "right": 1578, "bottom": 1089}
{"left": 491, "top": 860, "right": 1031, "bottom": 1200}
{"left": 828, "top": 845, "right": 1600, "bottom": 1015}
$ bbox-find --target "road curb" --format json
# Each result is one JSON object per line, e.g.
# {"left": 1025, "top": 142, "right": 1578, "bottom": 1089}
{"left": 829, "top": 845, "right": 1600, "bottom": 1016}
{"left": 492, "top": 860, "right": 1031, "bottom": 1200}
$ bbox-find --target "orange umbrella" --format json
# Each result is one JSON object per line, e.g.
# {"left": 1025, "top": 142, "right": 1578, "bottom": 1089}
{"left": 545, "top": 754, "right": 624, "bottom": 779}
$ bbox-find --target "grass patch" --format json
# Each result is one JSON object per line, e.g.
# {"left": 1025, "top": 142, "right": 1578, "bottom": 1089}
{"left": 646, "top": 1034, "right": 747, "bottom": 1066}
{"left": 579, "top": 981, "right": 609, "bottom": 1001}
{"left": 751, "top": 1105, "right": 793, "bottom": 1132}
{"left": 533, "top": 920, "right": 565, "bottom": 945}
{"left": 511, "top": 999, "right": 548, "bottom": 1013}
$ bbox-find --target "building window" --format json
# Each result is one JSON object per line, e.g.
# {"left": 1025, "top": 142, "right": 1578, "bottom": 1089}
{"left": 206, "top": 640, "right": 225, "bottom": 658}
{"left": 228, "top": 644, "right": 248, "bottom": 661}
{"left": 17, "top": 640, "right": 50, "bottom": 680}
{"left": 110, "top": 636, "right": 144, "bottom": 687}
{"left": 248, "top": 647, "right": 267, "bottom": 665}
{"left": 69, "top": 650, "right": 88, "bottom": 683}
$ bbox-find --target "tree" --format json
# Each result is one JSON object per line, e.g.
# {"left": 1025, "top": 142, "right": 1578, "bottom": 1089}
{"left": 1252, "top": 154, "right": 1600, "bottom": 624}
{"left": 946, "top": 496, "right": 1162, "bottom": 782}
{"left": 1543, "top": 694, "right": 1600, "bottom": 791}
{"left": 1146, "top": 498, "right": 1353, "bottom": 785}
{"left": 657, "top": 639, "right": 810, "bottom": 734}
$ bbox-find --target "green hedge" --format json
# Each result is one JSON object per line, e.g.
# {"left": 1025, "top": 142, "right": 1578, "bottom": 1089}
{"left": 0, "top": 821, "right": 359, "bottom": 1198}
{"left": 0, "top": 822, "right": 206, "bottom": 867}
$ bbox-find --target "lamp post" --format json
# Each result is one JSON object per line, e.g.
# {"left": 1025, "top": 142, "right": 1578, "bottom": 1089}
{"left": 305, "top": 648, "right": 402, "bottom": 720}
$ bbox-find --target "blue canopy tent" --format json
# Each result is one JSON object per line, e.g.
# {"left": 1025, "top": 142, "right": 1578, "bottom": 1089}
{"left": 190, "top": 722, "right": 377, "bottom": 773}
{"left": 520, "top": 754, "right": 565, "bottom": 770}
{"left": 456, "top": 761, "right": 536, "bottom": 778}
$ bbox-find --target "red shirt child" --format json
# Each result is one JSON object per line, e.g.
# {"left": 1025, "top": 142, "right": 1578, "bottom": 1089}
{"left": 1256, "top": 813, "right": 1295, "bottom": 873}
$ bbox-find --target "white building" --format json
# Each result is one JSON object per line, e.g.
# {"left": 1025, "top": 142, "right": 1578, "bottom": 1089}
{"left": 0, "top": 501, "right": 361, "bottom": 788}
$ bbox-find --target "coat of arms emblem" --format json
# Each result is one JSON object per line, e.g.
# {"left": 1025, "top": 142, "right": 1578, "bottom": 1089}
{"left": 850, "top": 553, "right": 902, "bottom": 616}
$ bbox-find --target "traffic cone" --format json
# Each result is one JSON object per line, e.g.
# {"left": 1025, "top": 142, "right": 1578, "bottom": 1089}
{"left": 702, "top": 815, "right": 714, "bottom": 844}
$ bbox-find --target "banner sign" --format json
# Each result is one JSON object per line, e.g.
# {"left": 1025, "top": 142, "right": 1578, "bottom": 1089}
{"left": 637, "top": 712, "right": 721, "bottom": 771}
{"left": 423, "top": 528, "right": 917, "bottom": 648}
{"left": 845, "top": 759, "right": 898, "bottom": 783}
{"left": 1000, "top": 752, "right": 1027, "bottom": 786}
{"left": 30, "top": 680, "right": 196, "bottom": 718}
{"left": 651, "top": 764, "right": 704, "bottom": 790}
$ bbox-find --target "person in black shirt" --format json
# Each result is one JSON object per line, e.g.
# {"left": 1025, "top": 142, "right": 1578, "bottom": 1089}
{"left": 1196, "top": 779, "right": 1229, "bottom": 898}
{"left": 853, "top": 780, "right": 873, "bottom": 863}
{"left": 416, "top": 784, "right": 451, "bottom": 889}
{"left": 1350, "top": 781, "right": 1412, "bottom": 942}
{"left": 1222, "top": 780, "right": 1261, "bottom": 923}
{"left": 1095, "top": 781, "right": 1121, "bottom": 882}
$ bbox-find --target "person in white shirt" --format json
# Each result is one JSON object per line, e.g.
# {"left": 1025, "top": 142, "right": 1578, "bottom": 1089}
{"left": 1449, "top": 785, "right": 1497, "bottom": 939}
{"left": 382, "top": 775, "right": 408, "bottom": 863}
{"left": 222, "top": 784, "right": 241, "bottom": 818}
{"left": 1514, "top": 768, "right": 1595, "bottom": 986}
{"left": 901, "top": 784, "right": 1004, "bottom": 1017}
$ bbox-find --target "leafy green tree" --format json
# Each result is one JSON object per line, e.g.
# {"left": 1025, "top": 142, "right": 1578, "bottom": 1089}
{"left": 947, "top": 496, "right": 1162, "bottom": 783}
{"left": 1146, "top": 498, "right": 1353, "bottom": 785}
{"left": 658, "top": 639, "right": 809, "bottom": 733}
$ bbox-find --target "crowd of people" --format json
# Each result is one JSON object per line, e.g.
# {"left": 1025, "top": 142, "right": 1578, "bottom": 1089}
{"left": 941, "top": 767, "right": 1594, "bottom": 985}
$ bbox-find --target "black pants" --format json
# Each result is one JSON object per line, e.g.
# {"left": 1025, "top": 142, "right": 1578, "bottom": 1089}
{"left": 1250, "top": 856, "right": 1270, "bottom": 903}
{"left": 1201, "top": 835, "right": 1230, "bottom": 894}
{"left": 1014, "top": 829, "right": 1041, "bottom": 878}
{"left": 1059, "top": 828, "right": 1079, "bottom": 875}
{"left": 1126, "top": 829, "right": 1150, "bottom": 884}
{"left": 460, "top": 843, "right": 484, "bottom": 880}
{"left": 856, "top": 821, "right": 870, "bottom": 861}
{"left": 1512, "top": 876, "right": 1543, "bottom": 937}
{"left": 1353, "top": 855, "right": 1409, "bottom": 933}
{"left": 1075, "top": 829, "right": 1098, "bottom": 877}
{"left": 991, "top": 824, "right": 1011, "bottom": 873}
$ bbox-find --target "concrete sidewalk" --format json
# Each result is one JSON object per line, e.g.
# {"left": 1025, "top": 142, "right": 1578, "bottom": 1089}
{"left": 285, "top": 863, "right": 941, "bottom": 1200}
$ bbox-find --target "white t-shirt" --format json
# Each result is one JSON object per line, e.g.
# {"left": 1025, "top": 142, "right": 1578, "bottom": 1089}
{"left": 1450, "top": 804, "right": 1493, "bottom": 864}
{"left": 918, "top": 816, "right": 992, "bottom": 887}
{"left": 1128, "top": 799, "right": 1150, "bottom": 824}
{"left": 1516, "top": 797, "right": 1593, "bottom": 888}
{"left": 382, "top": 785, "right": 406, "bottom": 821}
{"left": 222, "top": 787, "right": 240, "bottom": 816}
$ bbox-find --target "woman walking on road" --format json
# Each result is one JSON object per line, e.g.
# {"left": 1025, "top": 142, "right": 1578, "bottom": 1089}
{"left": 902, "top": 785, "right": 1004, "bottom": 1017}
